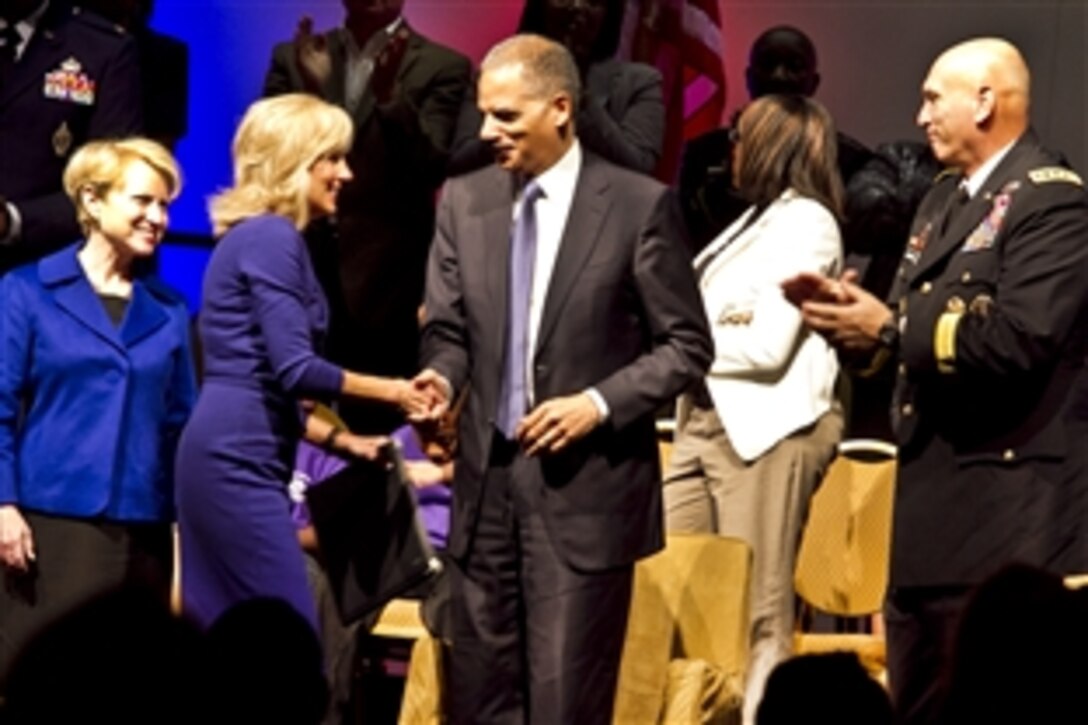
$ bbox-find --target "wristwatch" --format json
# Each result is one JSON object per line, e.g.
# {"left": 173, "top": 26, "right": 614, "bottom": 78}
{"left": 877, "top": 317, "right": 899, "bottom": 348}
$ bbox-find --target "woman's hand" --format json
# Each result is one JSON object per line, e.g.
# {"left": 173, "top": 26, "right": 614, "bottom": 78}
{"left": 392, "top": 378, "right": 438, "bottom": 418}
{"left": 340, "top": 433, "right": 388, "bottom": 461}
{"left": 0, "top": 505, "right": 35, "bottom": 572}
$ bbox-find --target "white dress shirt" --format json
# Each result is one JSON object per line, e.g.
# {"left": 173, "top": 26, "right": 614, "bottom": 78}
{"left": 511, "top": 141, "right": 608, "bottom": 417}
{"left": 343, "top": 16, "right": 404, "bottom": 113}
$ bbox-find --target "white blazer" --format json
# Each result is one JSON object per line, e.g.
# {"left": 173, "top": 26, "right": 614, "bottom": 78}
{"left": 678, "top": 189, "right": 842, "bottom": 461}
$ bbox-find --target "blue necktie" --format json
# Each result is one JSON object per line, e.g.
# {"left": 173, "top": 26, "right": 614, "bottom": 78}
{"left": 497, "top": 181, "right": 543, "bottom": 439}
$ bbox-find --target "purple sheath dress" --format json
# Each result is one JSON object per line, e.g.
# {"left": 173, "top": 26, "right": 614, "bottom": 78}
{"left": 175, "top": 215, "right": 343, "bottom": 630}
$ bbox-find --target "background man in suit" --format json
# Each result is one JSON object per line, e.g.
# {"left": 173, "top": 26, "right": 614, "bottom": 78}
{"left": 679, "top": 25, "right": 871, "bottom": 255}
{"left": 0, "top": 0, "right": 142, "bottom": 271}
{"left": 785, "top": 38, "right": 1088, "bottom": 724}
{"left": 264, "top": 0, "right": 470, "bottom": 435}
{"left": 417, "top": 34, "right": 711, "bottom": 724}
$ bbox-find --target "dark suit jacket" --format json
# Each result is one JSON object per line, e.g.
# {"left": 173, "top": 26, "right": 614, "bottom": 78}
{"left": 886, "top": 131, "right": 1088, "bottom": 587}
{"left": 264, "top": 23, "right": 469, "bottom": 431}
{"left": 422, "top": 151, "right": 712, "bottom": 571}
{"left": 448, "top": 59, "right": 664, "bottom": 176}
{"left": 0, "top": 3, "right": 141, "bottom": 269}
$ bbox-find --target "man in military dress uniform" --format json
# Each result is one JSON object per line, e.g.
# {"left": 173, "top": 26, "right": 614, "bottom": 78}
{"left": 0, "top": 0, "right": 142, "bottom": 271}
{"left": 784, "top": 38, "right": 1088, "bottom": 724}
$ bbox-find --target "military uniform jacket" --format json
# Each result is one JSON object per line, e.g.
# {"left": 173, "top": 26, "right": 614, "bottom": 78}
{"left": 0, "top": 3, "right": 141, "bottom": 270}
{"left": 886, "top": 131, "right": 1088, "bottom": 587}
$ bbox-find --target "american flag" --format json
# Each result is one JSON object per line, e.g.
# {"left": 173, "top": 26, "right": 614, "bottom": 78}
{"left": 621, "top": 0, "right": 727, "bottom": 181}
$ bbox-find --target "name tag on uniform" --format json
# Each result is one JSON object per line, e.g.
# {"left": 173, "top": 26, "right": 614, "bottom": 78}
{"left": 43, "top": 57, "right": 96, "bottom": 105}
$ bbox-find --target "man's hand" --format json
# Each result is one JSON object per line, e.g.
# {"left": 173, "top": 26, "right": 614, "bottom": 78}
{"left": 409, "top": 368, "right": 451, "bottom": 422}
{"left": 293, "top": 16, "right": 331, "bottom": 93}
{"left": 370, "top": 25, "right": 410, "bottom": 105}
{"left": 781, "top": 269, "right": 858, "bottom": 308}
{"left": 797, "top": 275, "right": 893, "bottom": 352}
{"left": 0, "top": 505, "right": 34, "bottom": 572}
{"left": 517, "top": 393, "right": 602, "bottom": 457}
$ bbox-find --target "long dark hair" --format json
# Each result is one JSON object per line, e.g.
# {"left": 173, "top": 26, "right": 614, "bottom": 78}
{"left": 517, "top": 0, "right": 626, "bottom": 64}
{"left": 734, "top": 94, "right": 843, "bottom": 218}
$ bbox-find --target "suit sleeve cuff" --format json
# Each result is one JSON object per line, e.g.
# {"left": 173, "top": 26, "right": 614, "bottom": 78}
{"left": 1, "top": 203, "right": 21, "bottom": 246}
{"left": 585, "top": 387, "right": 610, "bottom": 422}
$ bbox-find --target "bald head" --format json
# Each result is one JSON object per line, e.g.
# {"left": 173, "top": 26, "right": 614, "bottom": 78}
{"left": 917, "top": 38, "right": 1031, "bottom": 174}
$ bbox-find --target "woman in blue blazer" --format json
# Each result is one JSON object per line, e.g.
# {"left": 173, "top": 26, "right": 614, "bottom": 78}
{"left": 0, "top": 138, "right": 197, "bottom": 682}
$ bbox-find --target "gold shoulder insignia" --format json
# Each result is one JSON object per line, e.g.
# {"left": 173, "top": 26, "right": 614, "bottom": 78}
{"left": 934, "top": 167, "right": 959, "bottom": 182}
{"left": 1028, "top": 167, "right": 1083, "bottom": 186}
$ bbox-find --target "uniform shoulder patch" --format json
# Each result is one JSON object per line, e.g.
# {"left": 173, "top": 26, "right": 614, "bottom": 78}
{"left": 934, "top": 167, "right": 960, "bottom": 183}
{"left": 1027, "top": 166, "right": 1083, "bottom": 186}
{"left": 71, "top": 6, "right": 128, "bottom": 37}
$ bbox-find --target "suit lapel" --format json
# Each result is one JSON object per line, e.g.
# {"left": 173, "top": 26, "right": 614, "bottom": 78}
{"left": 910, "top": 138, "right": 1033, "bottom": 282}
{"left": 42, "top": 256, "right": 124, "bottom": 354}
{"left": 324, "top": 29, "right": 348, "bottom": 107}
{"left": 534, "top": 158, "right": 609, "bottom": 356}
{"left": 351, "top": 26, "right": 422, "bottom": 126}
{"left": 482, "top": 170, "right": 516, "bottom": 365}
{"left": 120, "top": 281, "right": 168, "bottom": 349}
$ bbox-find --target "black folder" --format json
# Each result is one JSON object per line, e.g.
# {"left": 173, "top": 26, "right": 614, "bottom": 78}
{"left": 304, "top": 440, "right": 443, "bottom": 625}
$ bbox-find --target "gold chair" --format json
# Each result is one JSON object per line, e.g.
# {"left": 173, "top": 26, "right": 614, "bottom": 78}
{"left": 792, "top": 439, "right": 897, "bottom": 677}
{"left": 614, "top": 533, "right": 753, "bottom": 725}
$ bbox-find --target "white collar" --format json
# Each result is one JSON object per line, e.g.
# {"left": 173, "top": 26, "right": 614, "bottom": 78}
{"left": 345, "top": 16, "right": 404, "bottom": 55}
{"left": 1, "top": 0, "right": 48, "bottom": 56}
{"left": 529, "top": 140, "right": 581, "bottom": 203}
{"left": 963, "top": 139, "right": 1016, "bottom": 198}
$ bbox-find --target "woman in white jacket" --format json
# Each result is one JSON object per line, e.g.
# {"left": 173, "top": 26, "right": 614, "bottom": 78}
{"left": 663, "top": 94, "right": 845, "bottom": 723}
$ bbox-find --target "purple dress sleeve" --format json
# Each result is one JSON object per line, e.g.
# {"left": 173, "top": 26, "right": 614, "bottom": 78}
{"left": 239, "top": 217, "right": 343, "bottom": 397}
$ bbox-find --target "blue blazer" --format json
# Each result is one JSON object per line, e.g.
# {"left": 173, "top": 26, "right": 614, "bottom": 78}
{"left": 0, "top": 244, "right": 196, "bottom": 522}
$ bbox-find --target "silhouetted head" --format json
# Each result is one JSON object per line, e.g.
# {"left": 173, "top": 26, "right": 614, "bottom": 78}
{"left": 746, "top": 26, "right": 820, "bottom": 99}
{"left": 757, "top": 652, "right": 892, "bottom": 725}
{"left": 518, "top": 0, "right": 625, "bottom": 67}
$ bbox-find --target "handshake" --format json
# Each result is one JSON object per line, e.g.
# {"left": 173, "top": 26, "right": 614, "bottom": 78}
{"left": 390, "top": 368, "right": 451, "bottom": 423}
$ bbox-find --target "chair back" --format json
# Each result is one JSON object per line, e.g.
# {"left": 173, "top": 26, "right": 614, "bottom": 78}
{"left": 614, "top": 533, "right": 752, "bottom": 723}
{"left": 794, "top": 439, "right": 897, "bottom": 616}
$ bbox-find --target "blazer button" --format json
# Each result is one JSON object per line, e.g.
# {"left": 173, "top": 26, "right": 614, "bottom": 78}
{"left": 920, "top": 282, "right": 933, "bottom": 294}
{"left": 901, "top": 403, "right": 914, "bottom": 416}
{"left": 961, "top": 270, "right": 972, "bottom": 283}
{"left": 1002, "top": 449, "right": 1016, "bottom": 461}
{"left": 534, "top": 364, "right": 548, "bottom": 377}
{"left": 898, "top": 363, "right": 907, "bottom": 376}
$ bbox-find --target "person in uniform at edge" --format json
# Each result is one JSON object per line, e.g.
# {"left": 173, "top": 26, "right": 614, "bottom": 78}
{"left": 0, "top": 0, "right": 142, "bottom": 270}
{"left": 783, "top": 38, "right": 1088, "bottom": 724}
{"left": 415, "top": 34, "right": 711, "bottom": 724}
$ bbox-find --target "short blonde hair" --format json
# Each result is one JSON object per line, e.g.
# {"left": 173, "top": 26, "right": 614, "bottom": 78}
{"left": 63, "top": 137, "right": 182, "bottom": 235}
{"left": 209, "top": 94, "right": 354, "bottom": 237}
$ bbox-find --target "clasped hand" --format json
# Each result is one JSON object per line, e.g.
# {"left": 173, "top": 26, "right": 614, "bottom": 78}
{"left": 781, "top": 270, "right": 892, "bottom": 351}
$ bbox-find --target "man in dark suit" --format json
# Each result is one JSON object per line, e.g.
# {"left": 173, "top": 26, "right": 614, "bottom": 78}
{"left": 416, "top": 34, "right": 712, "bottom": 724}
{"left": 786, "top": 38, "right": 1088, "bottom": 724}
{"left": 264, "top": 0, "right": 470, "bottom": 435}
{"left": 0, "top": 0, "right": 141, "bottom": 271}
